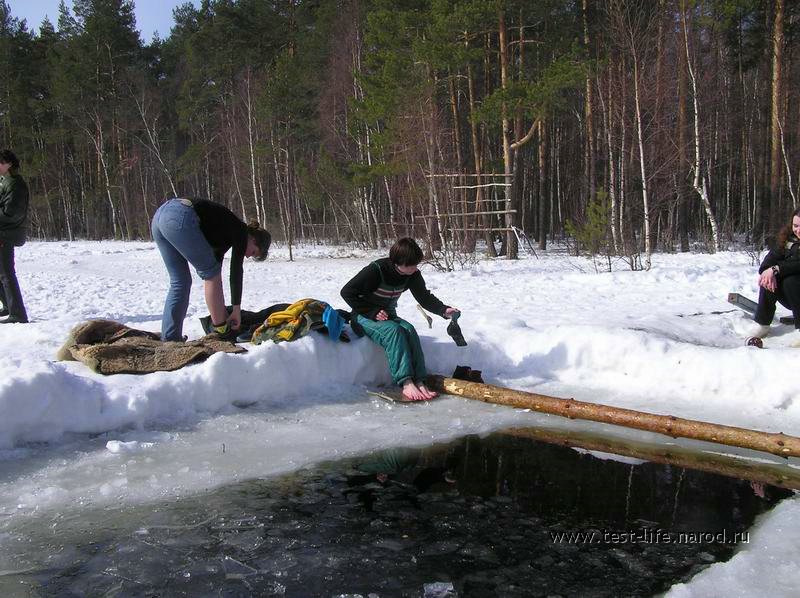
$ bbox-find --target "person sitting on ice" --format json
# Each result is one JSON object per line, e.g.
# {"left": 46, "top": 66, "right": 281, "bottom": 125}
{"left": 748, "top": 207, "right": 800, "bottom": 343}
{"left": 340, "top": 237, "right": 459, "bottom": 401}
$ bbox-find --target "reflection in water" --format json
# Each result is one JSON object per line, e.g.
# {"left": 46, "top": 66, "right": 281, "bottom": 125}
{"left": 0, "top": 431, "right": 791, "bottom": 597}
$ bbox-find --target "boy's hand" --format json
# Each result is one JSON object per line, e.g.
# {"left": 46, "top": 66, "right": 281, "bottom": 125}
{"left": 444, "top": 307, "right": 460, "bottom": 319}
{"left": 376, "top": 310, "right": 389, "bottom": 321}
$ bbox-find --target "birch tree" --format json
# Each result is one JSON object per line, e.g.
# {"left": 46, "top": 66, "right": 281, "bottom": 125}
{"left": 681, "top": 0, "right": 719, "bottom": 253}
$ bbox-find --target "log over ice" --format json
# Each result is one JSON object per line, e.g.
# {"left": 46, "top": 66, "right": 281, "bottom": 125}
{"left": 426, "top": 375, "right": 800, "bottom": 459}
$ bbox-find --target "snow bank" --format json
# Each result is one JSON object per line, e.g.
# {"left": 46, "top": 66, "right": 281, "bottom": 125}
{"left": 0, "top": 242, "right": 796, "bottom": 448}
{"left": 666, "top": 496, "right": 800, "bottom": 597}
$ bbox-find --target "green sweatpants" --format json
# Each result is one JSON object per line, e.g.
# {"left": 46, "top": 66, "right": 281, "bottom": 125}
{"left": 355, "top": 314, "right": 427, "bottom": 385}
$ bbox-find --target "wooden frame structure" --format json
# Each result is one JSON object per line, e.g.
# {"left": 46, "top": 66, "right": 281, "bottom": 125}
{"left": 295, "top": 171, "right": 539, "bottom": 260}
{"left": 416, "top": 172, "right": 537, "bottom": 267}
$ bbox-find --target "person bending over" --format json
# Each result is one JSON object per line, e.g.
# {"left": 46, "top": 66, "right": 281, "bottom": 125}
{"left": 151, "top": 197, "right": 270, "bottom": 341}
{"left": 341, "top": 237, "right": 459, "bottom": 401}
{"left": 749, "top": 207, "right": 800, "bottom": 344}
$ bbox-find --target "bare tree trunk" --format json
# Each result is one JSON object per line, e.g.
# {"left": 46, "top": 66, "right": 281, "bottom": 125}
{"left": 583, "top": 0, "right": 596, "bottom": 206}
{"left": 682, "top": 1, "right": 720, "bottom": 253}
{"left": 133, "top": 91, "right": 178, "bottom": 197}
{"left": 677, "top": 19, "right": 690, "bottom": 252}
{"left": 778, "top": 119, "right": 797, "bottom": 206}
{"left": 223, "top": 105, "right": 247, "bottom": 218}
{"left": 86, "top": 113, "right": 118, "bottom": 239}
{"left": 421, "top": 95, "right": 449, "bottom": 268}
{"left": 448, "top": 69, "right": 465, "bottom": 249}
{"left": 553, "top": 122, "right": 561, "bottom": 238}
{"left": 350, "top": 22, "right": 372, "bottom": 247}
{"left": 58, "top": 136, "right": 74, "bottom": 241}
{"left": 286, "top": 140, "right": 298, "bottom": 255}
{"left": 769, "top": 0, "right": 785, "bottom": 228}
{"left": 258, "top": 178, "right": 267, "bottom": 227}
{"left": 498, "top": 9, "right": 517, "bottom": 259}
{"left": 244, "top": 68, "right": 261, "bottom": 224}
{"left": 619, "top": 60, "right": 628, "bottom": 257}
{"left": 515, "top": 10, "right": 526, "bottom": 241}
{"left": 466, "top": 53, "right": 490, "bottom": 255}
{"left": 632, "top": 54, "right": 651, "bottom": 268}
{"left": 597, "top": 67, "right": 618, "bottom": 253}
{"left": 270, "top": 123, "right": 292, "bottom": 261}
{"left": 138, "top": 163, "right": 151, "bottom": 234}
{"left": 537, "top": 119, "right": 547, "bottom": 250}
{"left": 653, "top": 0, "right": 666, "bottom": 251}
{"left": 201, "top": 125, "right": 212, "bottom": 199}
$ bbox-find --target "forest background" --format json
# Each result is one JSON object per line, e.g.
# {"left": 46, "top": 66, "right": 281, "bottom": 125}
{"left": 0, "top": 0, "right": 798, "bottom": 267}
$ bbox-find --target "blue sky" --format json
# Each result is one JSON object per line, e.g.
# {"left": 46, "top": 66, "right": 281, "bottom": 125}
{"left": 9, "top": 0, "right": 198, "bottom": 42}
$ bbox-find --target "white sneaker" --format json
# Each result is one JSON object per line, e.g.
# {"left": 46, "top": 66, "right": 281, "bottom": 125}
{"left": 746, "top": 323, "right": 770, "bottom": 339}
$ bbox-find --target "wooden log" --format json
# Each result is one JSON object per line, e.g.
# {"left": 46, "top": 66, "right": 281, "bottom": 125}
{"left": 502, "top": 426, "right": 800, "bottom": 491}
{"left": 425, "top": 375, "right": 800, "bottom": 458}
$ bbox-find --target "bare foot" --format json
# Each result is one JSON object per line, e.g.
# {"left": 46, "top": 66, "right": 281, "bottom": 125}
{"left": 417, "top": 384, "right": 438, "bottom": 399}
{"left": 402, "top": 381, "right": 427, "bottom": 401}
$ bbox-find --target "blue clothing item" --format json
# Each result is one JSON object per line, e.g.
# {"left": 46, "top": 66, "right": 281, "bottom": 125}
{"left": 355, "top": 314, "right": 427, "bottom": 385}
{"left": 322, "top": 304, "right": 345, "bottom": 341}
{"left": 152, "top": 199, "right": 222, "bottom": 341}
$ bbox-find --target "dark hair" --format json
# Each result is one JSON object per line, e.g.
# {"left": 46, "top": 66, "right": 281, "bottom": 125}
{"left": 247, "top": 219, "right": 271, "bottom": 261}
{"left": 776, "top": 208, "right": 800, "bottom": 250}
{"left": 0, "top": 149, "right": 19, "bottom": 170}
{"left": 389, "top": 237, "right": 423, "bottom": 266}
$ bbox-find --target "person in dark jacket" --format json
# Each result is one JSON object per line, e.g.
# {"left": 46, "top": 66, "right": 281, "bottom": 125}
{"left": 0, "top": 149, "right": 29, "bottom": 324}
{"left": 151, "top": 197, "right": 271, "bottom": 341}
{"left": 341, "top": 237, "right": 459, "bottom": 401}
{"left": 749, "top": 207, "right": 800, "bottom": 342}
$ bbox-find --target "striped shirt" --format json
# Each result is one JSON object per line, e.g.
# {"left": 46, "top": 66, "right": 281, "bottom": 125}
{"left": 340, "top": 258, "right": 448, "bottom": 320}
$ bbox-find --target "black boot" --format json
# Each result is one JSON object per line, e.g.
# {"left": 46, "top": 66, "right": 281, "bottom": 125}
{"left": 446, "top": 311, "right": 467, "bottom": 347}
{"left": 0, "top": 315, "right": 28, "bottom": 324}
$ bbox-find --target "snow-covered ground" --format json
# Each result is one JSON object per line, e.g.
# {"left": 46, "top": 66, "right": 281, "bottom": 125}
{"left": 0, "top": 240, "right": 798, "bottom": 595}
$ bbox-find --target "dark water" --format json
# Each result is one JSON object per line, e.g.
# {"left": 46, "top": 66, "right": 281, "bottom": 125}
{"left": 5, "top": 431, "right": 791, "bottom": 597}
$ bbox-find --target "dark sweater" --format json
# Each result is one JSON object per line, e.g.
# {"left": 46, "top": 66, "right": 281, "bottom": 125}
{"left": 759, "top": 235, "right": 800, "bottom": 279}
{"left": 340, "top": 258, "right": 448, "bottom": 320}
{"left": 190, "top": 199, "right": 248, "bottom": 305}
{"left": 0, "top": 171, "right": 29, "bottom": 246}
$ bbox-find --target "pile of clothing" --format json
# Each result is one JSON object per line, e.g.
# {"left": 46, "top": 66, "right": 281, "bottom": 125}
{"left": 250, "top": 299, "right": 348, "bottom": 344}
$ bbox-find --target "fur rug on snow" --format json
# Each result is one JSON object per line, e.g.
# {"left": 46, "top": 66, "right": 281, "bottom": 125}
{"left": 56, "top": 319, "right": 246, "bottom": 375}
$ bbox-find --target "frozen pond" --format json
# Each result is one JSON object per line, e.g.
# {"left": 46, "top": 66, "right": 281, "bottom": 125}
{"left": 0, "top": 429, "right": 789, "bottom": 597}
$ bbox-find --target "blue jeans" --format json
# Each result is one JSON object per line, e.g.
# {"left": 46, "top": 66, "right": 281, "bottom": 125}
{"left": 152, "top": 199, "right": 221, "bottom": 341}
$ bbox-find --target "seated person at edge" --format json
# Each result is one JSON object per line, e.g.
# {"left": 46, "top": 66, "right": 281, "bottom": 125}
{"left": 151, "top": 197, "right": 271, "bottom": 341}
{"left": 340, "top": 237, "right": 459, "bottom": 401}
{"left": 749, "top": 208, "right": 800, "bottom": 343}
